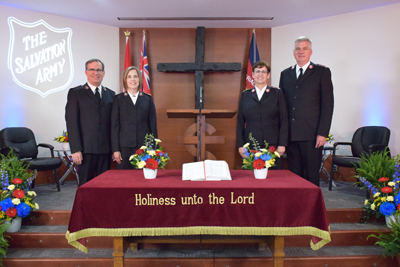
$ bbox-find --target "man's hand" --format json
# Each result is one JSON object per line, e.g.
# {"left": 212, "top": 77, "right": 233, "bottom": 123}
{"left": 277, "top": 146, "right": 285, "bottom": 157}
{"left": 238, "top": 147, "right": 246, "bottom": 158}
{"left": 71, "top": 151, "right": 83, "bottom": 165}
{"left": 113, "top": 151, "right": 122, "bottom": 164}
{"left": 315, "top": 135, "right": 327, "bottom": 148}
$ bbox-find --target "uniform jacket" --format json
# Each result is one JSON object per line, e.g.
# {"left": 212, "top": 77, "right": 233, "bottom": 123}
{"left": 236, "top": 86, "right": 288, "bottom": 148}
{"left": 111, "top": 91, "right": 157, "bottom": 152}
{"left": 279, "top": 62, "right": 334, "bottom": 142}
{"left": 65, "top": 83, "right": 115, "bottom": 154}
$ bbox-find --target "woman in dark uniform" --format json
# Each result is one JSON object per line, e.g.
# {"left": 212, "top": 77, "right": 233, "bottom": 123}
{"left": 111, "top": 66, "right": 158, "bottom": 169}
{"left": 236, "top": 61, "right": 288, "bottom": 169}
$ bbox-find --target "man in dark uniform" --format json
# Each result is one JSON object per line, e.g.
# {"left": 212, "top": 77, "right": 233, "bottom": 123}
{"left": 65, "top": 59, "right": 115, "bottom": 185}
{"left": 279, "top": 37, "right": 334, "bottom": 186}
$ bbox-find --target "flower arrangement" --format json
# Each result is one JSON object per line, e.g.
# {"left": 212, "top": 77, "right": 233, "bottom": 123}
{"left": 326, "top": 133, "right": 334, "bottom": 144}
{"left": 0, "top": 150, "right": 39, "bottom": 221}
{"left": 54, "top": 131, "right": 68, "bottom": 143}
{"left": 129, "top": 134, "right": 170, "bottom": 170}
{"left": 241, "top": 133, "right": 280, "bottom": 170}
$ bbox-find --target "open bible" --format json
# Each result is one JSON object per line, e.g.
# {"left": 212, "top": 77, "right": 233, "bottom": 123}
{"left": 182, "top": 160, "right": 232, "bottom": 181}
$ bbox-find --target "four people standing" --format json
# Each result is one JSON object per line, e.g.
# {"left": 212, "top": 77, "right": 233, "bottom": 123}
{"left": 65, "top": 59, "right": 115, "bottom": 186}
{"left": 111, "top": 66, "right": 158, "bottom": 169}
{"left": 65, "top": 36, "right": 333, "bottom": 187}
{"left": 279, "top": 36, "right": 334, "bottom": 186}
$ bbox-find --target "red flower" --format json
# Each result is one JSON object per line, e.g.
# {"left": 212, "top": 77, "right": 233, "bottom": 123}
{"left": 253, "top": 159, "right": 265, "bottom": 170}
{"left": 269, "top": 146, "right": 276, "bottom": 153}
{"left": 6, "top": 207, "right": 17, "bottom": 218}
{"left": 397, "top": 204, "right": 400, "bottom": 210}
{"left": 379, "top": 177, "right": 389, "bottom": 182}
{"left": 146, "top": 158, "right": 159, "bottom": 170}
{"left": 381, "top": 187, "right": 393, "bottom": 193}
{"left": 156, "top": 151, "right": 162, "bottom": 156}
{"left": 12, "top": 178, "right": 23, "bottom": 184}
{"left": 65, "top": 136, "right": 69, "bottom": 142}
{"left": 136, "top": 149, "right": 144, "bottom": 155}
{"left": 13, "top": 189, "right": 25, "bottom": 199}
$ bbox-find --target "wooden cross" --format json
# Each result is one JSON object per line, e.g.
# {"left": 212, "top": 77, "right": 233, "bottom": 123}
{"left": 157, "top": 26, "right": 241, "bottom": 109}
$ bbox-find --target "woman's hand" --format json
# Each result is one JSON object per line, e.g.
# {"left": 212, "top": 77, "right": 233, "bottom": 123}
{"left": 277, "top": 146, "right": 285, "bottom": 157}
{"left": 238, "top": 147, "right": 246, "bottom": 158}
{"left": 113, "top": 151, "right": 122, "bottom": 164}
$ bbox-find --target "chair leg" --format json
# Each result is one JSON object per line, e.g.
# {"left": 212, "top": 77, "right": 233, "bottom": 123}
{"left": 54, "top": 169, "right": 61, "bottom": 192}
{"left": 329, "top": 161, "right": 335, "bottom": 191}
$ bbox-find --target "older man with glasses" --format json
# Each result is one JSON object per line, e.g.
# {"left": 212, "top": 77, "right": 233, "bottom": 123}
{"left": 65, "top": 58, "right": 115, "bottom": 186}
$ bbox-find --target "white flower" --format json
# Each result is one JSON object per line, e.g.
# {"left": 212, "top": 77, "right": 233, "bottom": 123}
{"left": 388, "top": 182, "right": 395, "bottom": 187}
{"left": 155, "top": 138, "right": 161, "bottom": 143}
{"left": 7, "top": 185, "right": 15, "bottom": 191}
{"left": 274, "top": 151, "right": 280, "bottom": 158}
{"left": 27, "top": 191, "right": 37, "bottom": 197}
{"left": 243, "top": 143, "right": 250, "bottom": 148}
{"left": 260, "top": 148, "right": 268, "bottom": 152}
{"left": 35, "top": 203, "right": 39, "bottom": 209}
{"left": 129, "top": 155, "right": 136, "bottom": 161}
{"left": 387, "top": 196, "right": 394, "bottom": 202}
{"left": 140, "top": 146, "right": 147, "bottom": 150}
{"left": 148, "top": 150, "right": 156, "bottom": 156}
{"left": 374, "top": 192, "right": 381, "bottom": 198}
{"left": 138, "top": 161, "right": 146, "bottom": 169}
{"left": 254, "top": 152, "right": 262, "bottom": 157}
{"left": 371, "top": 203, "right": 376, "bottom": 210}
{"left": 364, "top": 199, "right": 369, "bottom": 205}
{"left": 12, "top": 198, "right": 21, "bottom": 205}
{"left": 265, "top": 161, "right": 272, "bottom": 168}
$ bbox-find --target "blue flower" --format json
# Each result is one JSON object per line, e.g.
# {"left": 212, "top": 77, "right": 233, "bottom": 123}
{"left": 260, "top": 154, "right": 272, "bottom": 161}
{"left": 244, "top": 149, "right": 250, "bottom": 157}
{"left": 379, "top": 202, "right": 396, "bottom": 216}
{"left": 141, "top": 154, "right": 150, "bottom": 161}
{"left": 395, "top": 195, "right": 400, "bottom": 206}
{"left": 0, "top": 198, "right": 15, "bottom": 211}
{"left": 16, "top": 202, "right": 31, "bottom": 218}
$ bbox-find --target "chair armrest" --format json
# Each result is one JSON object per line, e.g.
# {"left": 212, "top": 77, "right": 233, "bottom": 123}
{"left": 332, "top": 142, "right": 352, "bottom": 156}
{"left": 38, "top": 143, "right": 55, "bottom": 157}
{"left": 369, "top": 144, "right": 390, "bottom": 156}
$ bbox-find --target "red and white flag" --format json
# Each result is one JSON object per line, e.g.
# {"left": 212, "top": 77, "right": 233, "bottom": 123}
{"left": 124, "top": 32, "right": 131, "bottom": 70}
{"left": 140, "top": 31, "right": 151, "bottom": 94}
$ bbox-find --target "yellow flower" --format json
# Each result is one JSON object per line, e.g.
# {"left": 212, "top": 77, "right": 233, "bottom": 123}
{"left": 265, "top": 161, "right": 272, "bottom": 168}
{"left": 260, "top": 148, "right": 267, "bottom": 152}
{"left": 129, "top": 155, "right": 136, "bottom": 161}
{"left": 155, "top": 138, "right": 161, "bottom": 143}
{"left": 148, "top": 150, "right": 156, "bottom": 156}
{"left": 373, "top": 192, "right": 381, "bottom": 198}
{"left": 138, "top": 161, "right": 146, "bottom": 169}
{"left": 8, "top": 185, "right": 15, "bottom": 191}
{"left": 388, "top": 182, "right": 395, "bottom": 187}
{"left": 243, "top": 143, "right": 250, "bottom": 148}
{"left": 371, "top": 203, "right": 376, "bottom": 210}
{"left": 12, "top": 198, "right": 21, "bottom": 205}
{"left": 364, "top": 199, "right": 369, "bottom": 205}
{"left": 254, "top": 152, "right": 262, "bottom": 157}
{"left": 274, "top": 151, "right": 280, "bottom": 158}
{"left": 387, "top": 196, "right": 394, "bottom": 202}
{"left": 140, "top": 146, "right": 147, "bottom": 150}
{"left": 35, "top": 203, "right": 39, "bottom": 209}
{"left": 27, "top": 191, "right": 37, "bottom": 197}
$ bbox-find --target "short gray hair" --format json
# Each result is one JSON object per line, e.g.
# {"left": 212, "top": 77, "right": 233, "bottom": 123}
{"left": 294, "top": 36, "right": 312, "bottom": 48}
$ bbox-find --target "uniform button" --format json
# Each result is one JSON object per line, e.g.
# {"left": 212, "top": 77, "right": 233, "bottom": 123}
{"left": 292, "top": 118, "right": 295, "bottom": 121}
{"left": 296, "top": 86, "right": 298, "bottom": 88}
{"left": 294, "top": 96, "right": 297, "bottom": 99}
{"left": 293, "top": 107, "right": 295, "bottom": 110}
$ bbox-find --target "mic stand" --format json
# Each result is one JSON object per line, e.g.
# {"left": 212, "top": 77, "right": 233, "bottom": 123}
{"left": 198, "top": 86, "right": 203, "bottom": 162}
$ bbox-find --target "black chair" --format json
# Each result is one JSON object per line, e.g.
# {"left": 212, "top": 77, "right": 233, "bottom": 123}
{"left": 0, "top": 127, "right": 63, "bottom": 191}
{"left": 329, "top": 126, "right": 390, "bottom": 191}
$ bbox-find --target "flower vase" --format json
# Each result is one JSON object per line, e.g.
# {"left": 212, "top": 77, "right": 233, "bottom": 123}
{"left": 143, "top": 168, "right": 157, "bottom": 179}
{"left": 254, "top": 168, "right": 268, "bottom": 179}
{"left": 385, "top": 214, "right": 399, "bottom": 228}
{"left": 62, "top": 142, "right": 70, "bottom": 151}
{"left": 5, "top": 217, "right": 22, "bottom": 233}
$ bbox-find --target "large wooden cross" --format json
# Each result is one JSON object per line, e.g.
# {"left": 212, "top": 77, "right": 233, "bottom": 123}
{"left": 157, "top": 26, "right": 241, "bottom": 108}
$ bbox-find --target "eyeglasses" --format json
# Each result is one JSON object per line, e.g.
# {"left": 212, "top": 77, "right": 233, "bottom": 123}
{"left": 86, "top": 69, "right": 104, "bottom": 73}
{"left": 254, "top": 70, "right": 268, "bottom": 74}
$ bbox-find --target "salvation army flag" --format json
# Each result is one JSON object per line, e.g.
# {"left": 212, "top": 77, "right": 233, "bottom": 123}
{"left": 246, "top": 30, "right": 260, "bottom": 90}
{"left": 140, "top": 31, "right": 151, "bottom": 94}
{"left": 124, "top": 33, "right": 131, "bottom": 70}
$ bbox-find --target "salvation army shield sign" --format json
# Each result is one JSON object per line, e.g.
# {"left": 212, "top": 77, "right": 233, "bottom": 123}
{"left": 7, "top": 17, "right": 74, "bottom": 98}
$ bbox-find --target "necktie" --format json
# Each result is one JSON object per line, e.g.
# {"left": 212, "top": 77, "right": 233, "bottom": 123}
{"left": 298, "top": 68, "right": 303, "bottom": 80}
{"left": 95, "top": 87, "right": 101, "bottom": 103}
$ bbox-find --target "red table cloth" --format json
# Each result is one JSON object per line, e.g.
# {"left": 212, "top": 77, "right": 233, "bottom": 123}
{"left": 66, "top": 169, "right": 331, "bottom": 253}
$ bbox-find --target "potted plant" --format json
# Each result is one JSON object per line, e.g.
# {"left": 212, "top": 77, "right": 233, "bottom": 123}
{"left": 0, "top": 150, "right": 39, "bottom": 232}
{"left": 0, "top": 218, "right": 10, "bottom": 266}
{"left": 129, "top": 134, "right": 170, "bottom": 179}
{"left": 241, "top": 133, "right": 280, "bottom": 179}
{"left": 368, "top": 216, "right": 400, "bottom": 264}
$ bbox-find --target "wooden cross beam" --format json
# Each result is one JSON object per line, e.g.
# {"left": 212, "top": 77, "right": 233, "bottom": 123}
{"left": 157, "top": 26, "right": 241, "bottom": 109}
